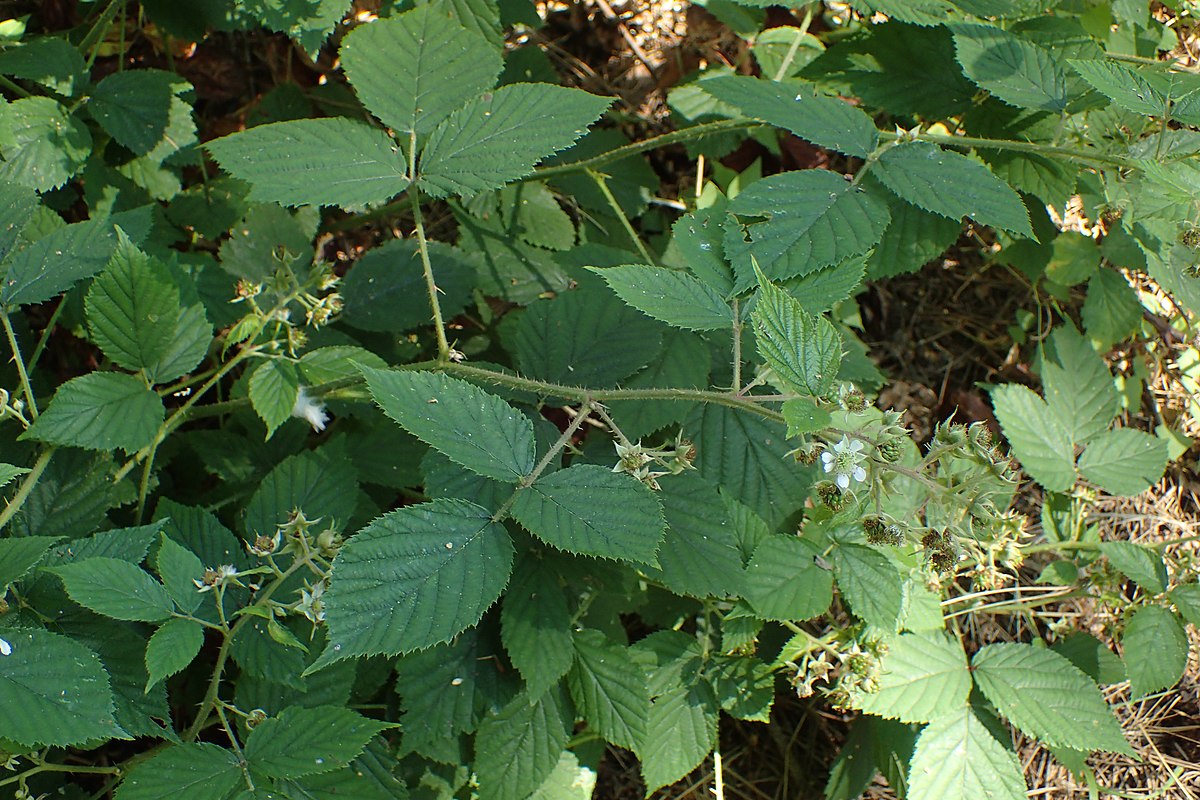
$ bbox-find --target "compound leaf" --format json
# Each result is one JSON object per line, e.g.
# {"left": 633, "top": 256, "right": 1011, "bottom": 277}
{"left": 0, "top": 628, "right": 124, "bottom": 748}
{"left": 145, "top": 617, "right": 205, "bottom": 692}
{"left": 510, "top": 464, "right": 666, "bottom": 565}
{"left": 206, "top": 118, "right": 409, "bottom": 209}
{"left": 725, "top": 170, "right": 890, "bottom": 290}
{"left": 952, "top": 23, "right": 1069, "bottom": 112}
{"left": 1078, "top": 428, "right": 1168, "bottom": 497}
{"left": 568, "top": 629, "right": 649, "bottom": 752}
{"left": 85, "top": 234, "right": 181, "bottom": 375}
{"left": 990, "top": 383, "right": 1075, "bottom": 492}
{"left": 47, "top": 557, "right": 175, "bottom": 622}
{"left": 475, "top": 688, "right": 572, "bottom": 800}
{"left": 244, "top": 705, "right": 394, "bottom": 779}
{"left": 742, "top": 536, "right": 833, "bottom": 621}
{"left": 1122, "top": 606, "right": 1188, "bottom": 699}
{"left": 115, "top": 743, "right": 242, "bottom": 800}
{"left": 640, "top": 681, "right": 719, "bottom": 792}
{"left": 502, "top": 561, "right": 574, "bottom": 698}
{"left": 2, "top": 217, "right": 118, "bottom": 308}
{"left": 908, "top": 707, "right": 1027, "bottom": 800}
{"left": 752, "top": 271, "right": 842, "bottom": 396}
{"left": 89, "top": 69, "right": 177, "bottom": 156}
{"left": 418, "top": 83, "right": 610, "bottom": 197}
{"left": 702, "top": 75, "right": 878, "bottom": 158}
{"left": 341, "top": 4, "right": 501, "bottom": 136}
{"left": 971, "top": 643, "right": 1132, "bottom": 755}
{"left": 851, "top": 632, "right": 970, "bottom": 723}
{"left": 874, "top": 141, "right": 1034, "bottom": 238}
{"left": 315, "top": 499, "right": 514, "bottom": 667}
{"left": 362, "top": 367, "right": 535, "bottom": 482}
{"left": 24, "top": 372, "right": 164, "bottom": 453}
{"left": 589, "top": 264, "right": 731, "bottom": 331}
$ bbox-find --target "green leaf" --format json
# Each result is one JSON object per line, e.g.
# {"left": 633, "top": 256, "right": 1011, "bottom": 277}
{"left": 509, "top": 284, "right": 663, "bottom": 388}
{"left": 782, "top": 397, "right": 832, "bottom": 437}
{"left": 724, "top": 170, "right": 891, "bottom": 290}
{"left": 851, "top": 632, "right": 970, "bottom": 723}
{"left": 865, "top": 191, "right": 963, "bottom": 279}
{"left": 502, "top": 561, "right": 574, "bottom": 697}
{"left": 85, "top": 234, "right": 182, "bottom": 375}
{"left": 742, "top": 536, "right": 833, "bottom": 621}
{"left": 340, "top": 237, "right": 477, "bottom": 333}
{"left": 243, "top": 450, "right": 358, "bottom": 539}
{"left": 395, "top": 629, "right": 509, "bottom": 748}
{"left": 24, "top": 372, "right": 164, "bottom": 453}
{"left": 874, "top": 141, "right": 1034, "bottom": 238}
{"left": 970, "top": 643, "right": 1132, "bottom": 754}
{"left": 154, "top": 533, "right": 205, "bottom": 614}
{"left": 89, "top": 70, "right": 177, "bottom": 156}
{"left": 0, "top": 534, "right": 59, "bottom": 587}
{"left": 316, "top": 499, "right": 514, "bottom": 666}
{"left": 417, "top": 83, "right": 611, "bottom": 197}
{"left": 1068, "top": 59, "right": 1166, "bottom": 116}
{"left": 640, "top": 681, "right": 719, "bottom": 792}
{"left": 341, "top": 4, "right": 501, "bottom": 136}
{"left": 647, "top": 471, "right": 746, "bottom": 599}
{"left": 687, "top": 404, "right": 811, "bottom": 530}
{"left": 990, "top": 383, "right": 1075, "bottom": 492}
{"left": 1082, "top": 269, "right": 1143, "bottom": 347}
{"left": 47, "top": 557, "right": 175, "bottom": 622}
{"left": 0, "top": 628, "right": 124, "bottom": 747}
{"left": 670, "top": 201, "right": 734, "bottom": 296}
{"left": 907, "top": 707, "right": 1027, "bottom": 800}
{"left": 1099, "top": 541, "right": 1167, "bottom": 594}
{"left": 1041, "top": 324, "right": 1118, "bottom": 447}
{"left": 1078, "top": 428, "right": 1168, "bottom": 497}
{"left": 248, "top": 359, "right": 302, "bottom": 439}
{"left": 589, "top": 264, "right": 731, "bottom": 331}
{"left": 0, "top": 179, "right": 37, "bottom": 264}
{"left": 299, "top": 346, "right": 387, "bottom": 385}
{"left": 0, "top": 97, "right": 91, "bottom": 191}
{"left": 510, "top": 464, "right": 666, "bottom": 565}
{"left": 1, "top": 217, "right": 118, "bottom": 308}
{"left": 0, "top": 37, "right": 85, "bottom": 95}
{"left": 206, "top": 119, "right": 410, "bottom": 208}
{"left": 1050, "top": 632, "right": 1126, "bottom": 685}
{"left": 362, "top": 367, "right": 535, "bottom": 482}
{"left": 244, "top": 705, "right": 394, "bottom": 778}
{"left": 1171, "top": 584, "right": 1200, "bottom": 629}
{"left": 568, "top": 629, "right": 649, "bottom": 752}
{"left": 475, "top": 688, "right": 572, "bottom": 800}
{"left": 115, "top": 743, "right": 242, "bottom": 800}
{"left": 146, "top": 301, "right": 212, "bottom": 385}
{"left": 701, "top": 75, "right": 878, "bottom": 158}
{"left": 830, "top": 543, "right": 903, "bottom": 631}
{"left": 145, "top": 617, "right": 205, "bottom": 692}
{"left": 1122, "top": 606, "right": 1188, "bottom": 698}
{"left": 951, "top": 24, "right": 1069, "bottom": 112}
{"left": 752, "top": 271, "right": 842, "bottom": 397}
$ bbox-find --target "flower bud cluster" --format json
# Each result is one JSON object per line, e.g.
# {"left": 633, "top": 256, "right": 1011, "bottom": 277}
{"left": 612, "top": 433, "right": 696, "bottom": 490}
{"left": 0, "top": 388, "right": 28, "bottom": 427}
{"left": 862, "top": 515, "right": 904, "bottom": 546}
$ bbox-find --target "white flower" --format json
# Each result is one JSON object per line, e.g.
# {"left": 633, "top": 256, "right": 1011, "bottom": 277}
{"left": 292, "top": 387, "right": 329, "bottom": 432}
{"left": 0, "top": 637, "right": 11, "bottom": 656}
{"left": 821, "top": 436, "right": 867, "bottom": 490}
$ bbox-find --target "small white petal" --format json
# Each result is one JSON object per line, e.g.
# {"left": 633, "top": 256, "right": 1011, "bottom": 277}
{"left": 821, "top": 453, "right": 835, "bottom": 466}
{"left": 853, "top": 466, "right": 867, "bottom": 483}
{"left": 849, "top": 440, "right": 864, "bottom": 453}
{"left": 0, "top": 637, "right": 11, "bottom": 656}
{"left": 837, "top": 474, "right": 850, "bottom": 490}
{"left": 292, "top": 387, "right": 330, "bottom": 432}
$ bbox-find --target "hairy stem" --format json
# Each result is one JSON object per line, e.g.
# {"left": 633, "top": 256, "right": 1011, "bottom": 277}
{"left": 2, "top": 311, "right": 38, "bottom": 419}
{"left": 408, "top": 188, "right": 451, "bottom": 361}
{"left": 587, "top": 168, "right": 655, "bottom": 264}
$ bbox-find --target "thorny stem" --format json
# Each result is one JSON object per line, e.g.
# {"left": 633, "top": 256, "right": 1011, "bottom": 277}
{"left": 2, "top": 311, "right": 38, "bottom": 418}
{"left": 731, "top": 298, "right": 743, "bottom": 392}
{"left": 0, "top": 448, "right": 54, "bottom": 532}
{"left": 408, "top": 181, "right": 451, "bottom": 361}
{"left": 491, "top": 403, "right": 595, "bottom": 522}
{"left": 588, "top": 168, "right": 655, "bottom": 264}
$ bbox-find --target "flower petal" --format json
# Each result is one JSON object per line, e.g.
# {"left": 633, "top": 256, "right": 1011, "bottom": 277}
{"left": 837, "top": 474, "right": 850, "bottom": 490}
